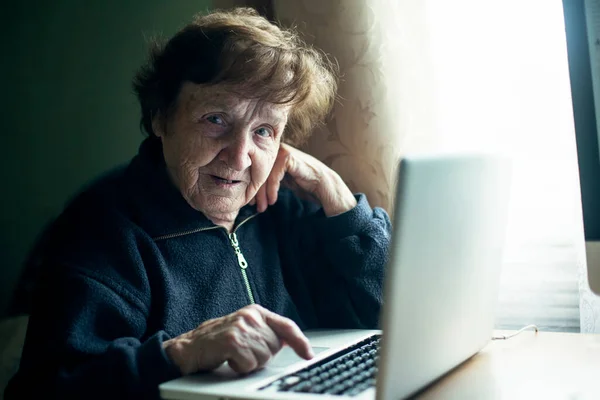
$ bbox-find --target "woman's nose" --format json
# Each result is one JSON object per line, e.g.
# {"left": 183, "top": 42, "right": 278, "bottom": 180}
{"left": 219, "top": 129, "right": 252, "bottom": 171}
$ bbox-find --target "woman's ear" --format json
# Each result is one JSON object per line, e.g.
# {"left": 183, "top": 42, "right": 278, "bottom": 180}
{"left": 151, "top": 112, "right": 166, "bottom": 138}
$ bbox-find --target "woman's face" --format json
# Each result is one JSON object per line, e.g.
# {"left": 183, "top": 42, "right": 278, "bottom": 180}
{"left": 154, "top": 82, "right": 289, "bottom": 223}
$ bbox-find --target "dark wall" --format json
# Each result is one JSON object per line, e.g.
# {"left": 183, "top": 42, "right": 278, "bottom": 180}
{"left": 0, "top": 0, "right": 213, "bottom": 317}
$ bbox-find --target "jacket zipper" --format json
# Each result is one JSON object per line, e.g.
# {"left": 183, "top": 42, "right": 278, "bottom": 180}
{"left": 230, "top": 213, "right": 258, "bottom": 305}
{"left": 228, "top": 232, "right": 255, "bottom": 304}
{"left": 152, "top": 213, "right": 259, "bottom": 304}
{"left": 152, "top": 226, "right": 220, "bottom": 241}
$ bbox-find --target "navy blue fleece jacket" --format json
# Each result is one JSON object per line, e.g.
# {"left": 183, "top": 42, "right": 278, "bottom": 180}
{"left": 5, "top": 138, "right": 391, "bottom": 400}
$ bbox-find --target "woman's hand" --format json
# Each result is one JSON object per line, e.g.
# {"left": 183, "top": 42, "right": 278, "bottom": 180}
{"left": 162, "top": 304, "right": 314, "bottom": 375}
{"left": 252, "top": 143, "right": 357, "bottom": 217}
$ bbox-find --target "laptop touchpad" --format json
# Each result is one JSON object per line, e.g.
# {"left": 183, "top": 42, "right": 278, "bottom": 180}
{"left": 269, "top": 346, "right": 329, "bottom": 369}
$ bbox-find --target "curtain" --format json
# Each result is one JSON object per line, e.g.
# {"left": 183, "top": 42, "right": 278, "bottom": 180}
{"left": 215, "top": 0, "right": 600, "bottom": 333}
{"left": 270, "top": 0, "right": 440, "bottom": 213}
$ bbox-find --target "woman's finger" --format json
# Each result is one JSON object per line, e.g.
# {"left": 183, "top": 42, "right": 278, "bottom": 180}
{"left": 262, "top": 310, "right": 313, "bottom": 360}
{"left": 267, "top": 147, "right": 289, "bottom": 205}
{"left": 228, "top": 347, "right": 258, "bottom": 374}
{"left": 238, "top": 305, "right": 283, "bottom": 356}
{"left": 267, "top": 180, "right": 281, "bottom": 206}
{"left": 256, "top": 184, "right": 269, "bottom": 213}
{"left": 258, "top": 321, "right": 284, "bottom": 356}
{"left": 252, "top": 341, "right": 274, "bottom": 369}
{"left": 282, "top": 174, "right": 320, "bottom": 203}
{"left": 279, "top": 143, "right": 323, "bottom": 196}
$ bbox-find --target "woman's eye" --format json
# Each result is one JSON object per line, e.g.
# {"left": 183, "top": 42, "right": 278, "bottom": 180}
{"left": 206, "top": 115, "right": 224, "bottom": 125}
{"left": 255, "top": 127, "right": 272, "bottom": 137}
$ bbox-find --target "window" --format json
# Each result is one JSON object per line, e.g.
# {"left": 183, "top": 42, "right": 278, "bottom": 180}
{"left": 426, "top": 0, "right": 582, "bottom": 331}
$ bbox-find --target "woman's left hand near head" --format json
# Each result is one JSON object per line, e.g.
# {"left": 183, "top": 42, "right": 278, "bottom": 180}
{"left": 251, "top": 144, "right": 357, "bottom": 217}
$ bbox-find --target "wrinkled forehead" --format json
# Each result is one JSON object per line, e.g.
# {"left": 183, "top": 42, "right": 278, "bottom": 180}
{"left": 176, "top": 82, "right": 291, "bottom": 123}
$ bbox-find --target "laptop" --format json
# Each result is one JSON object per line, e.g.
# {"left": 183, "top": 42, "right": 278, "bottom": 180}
{"left": 160, "top": 154, "right": 512, "bottom": 400}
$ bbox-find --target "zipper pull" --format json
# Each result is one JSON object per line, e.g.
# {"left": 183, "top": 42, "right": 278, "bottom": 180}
{"left": 229, "top": 233, "right": 248, "bottom": 269}
{"left": 228, "top": 232, "right": 255, "bottom": 304}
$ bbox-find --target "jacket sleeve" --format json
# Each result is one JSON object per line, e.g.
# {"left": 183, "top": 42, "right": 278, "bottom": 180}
{"left": 274, "top": 190, "right": 392, "bottom": 330}
{"left": 5, "top": 203, "right": 181, "bottom": 400}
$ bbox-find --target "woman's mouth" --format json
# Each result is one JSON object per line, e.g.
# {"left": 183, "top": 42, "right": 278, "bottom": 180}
{"left": 211, "top": 175, "right": 242, "bottom": 187}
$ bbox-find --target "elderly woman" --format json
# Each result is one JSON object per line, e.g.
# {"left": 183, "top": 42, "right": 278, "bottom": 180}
{"left": 5, "top": 7, "right": 390, "bottom": 400}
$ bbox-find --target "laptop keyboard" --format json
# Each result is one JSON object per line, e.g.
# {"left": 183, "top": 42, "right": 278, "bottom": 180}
{"left": 259, "top": 334, "right": 381, "bottom": 397}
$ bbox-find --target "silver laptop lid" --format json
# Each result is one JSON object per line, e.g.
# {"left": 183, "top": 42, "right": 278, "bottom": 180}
{"left": 377, "top": 154, "right": 512, "bottom": 400}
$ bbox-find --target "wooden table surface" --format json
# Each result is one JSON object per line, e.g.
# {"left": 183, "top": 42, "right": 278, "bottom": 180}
{"left": 416, "top": 331, "right": 600, "bottom": 400}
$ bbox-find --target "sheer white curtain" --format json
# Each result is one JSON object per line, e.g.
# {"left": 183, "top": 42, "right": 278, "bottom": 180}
{"left": 270, "top": 0, "right": 440, "bottom": 212}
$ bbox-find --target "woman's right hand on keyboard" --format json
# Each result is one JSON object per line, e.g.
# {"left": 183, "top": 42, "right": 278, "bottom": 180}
{"left": 162, "top": 304, "right": 315, "bottom": 375}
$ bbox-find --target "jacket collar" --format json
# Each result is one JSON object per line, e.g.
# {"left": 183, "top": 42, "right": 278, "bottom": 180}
{"left": 124, "top": 137, "right": 257, "bottom": 240}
